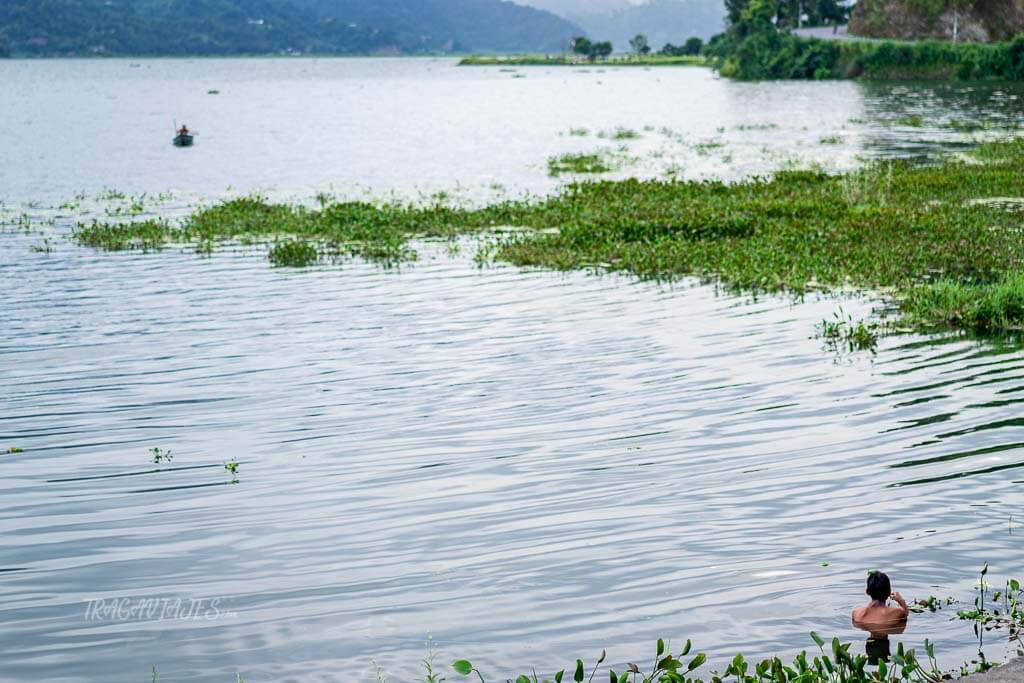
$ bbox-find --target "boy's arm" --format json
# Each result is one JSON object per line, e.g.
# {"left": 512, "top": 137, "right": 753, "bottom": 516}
{"left": 890, "top": 592, "right": 910, "bottom": 618}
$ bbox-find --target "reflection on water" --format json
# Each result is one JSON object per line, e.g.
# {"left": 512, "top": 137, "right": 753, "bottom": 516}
{"left": 854, "top": 614, "right": 907, "bottom": 665}
{"left": 2, "top": 59, "right": 1024, "bottom": 682}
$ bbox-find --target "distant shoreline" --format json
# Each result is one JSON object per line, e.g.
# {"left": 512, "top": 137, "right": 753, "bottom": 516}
{"left": 0, "top": 53, "right": 466, "bottom": 61}
{"left": 458, "top": 54, "right": 707, "bottom": 67}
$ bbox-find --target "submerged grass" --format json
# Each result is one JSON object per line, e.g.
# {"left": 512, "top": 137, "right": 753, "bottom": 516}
{"left": 268, "top": 239, "right": 319, "bottom": 267}
{"left": 74, "top": 139, "right": 1024, "bottom": 333}
{"left": 547, "top": 153, "right": 612, "bottom": 176}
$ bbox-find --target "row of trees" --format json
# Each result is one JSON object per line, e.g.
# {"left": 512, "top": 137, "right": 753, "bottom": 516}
{"left": 570, "top": 36, "right": 613, "bottom": 61}
{"left": 576, "top": 33, "right": 704, "bottom": 60}
{"left": 659, "top": 36, "right": 705, "bottom": 56}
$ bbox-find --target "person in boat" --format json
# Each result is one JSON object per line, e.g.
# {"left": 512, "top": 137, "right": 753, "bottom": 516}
{"left": 852, "top": 570, "right": 909, "bottom": 628}
{"left": 177, "top": 125, "right": 190, "bottom": 138}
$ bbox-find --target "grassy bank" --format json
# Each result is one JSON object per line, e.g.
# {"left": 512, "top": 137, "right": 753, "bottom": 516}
{"left": 715, "top": 32, "right": 1024, "bottom": 80}
{"left": 458, "top": 54, "right": 707, "bottom": 67}
{"left": 74, "top": 138, "right": 1024, "bottom": 333}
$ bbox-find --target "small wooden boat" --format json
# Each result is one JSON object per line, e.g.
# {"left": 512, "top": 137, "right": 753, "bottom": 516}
{"left": 173, "top": 133, "right": 194, "bottom": 147}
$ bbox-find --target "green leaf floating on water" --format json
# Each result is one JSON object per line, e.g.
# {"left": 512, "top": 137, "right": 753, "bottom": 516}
{"left": 452, "top": 660, "right": 473, "bottom": 676}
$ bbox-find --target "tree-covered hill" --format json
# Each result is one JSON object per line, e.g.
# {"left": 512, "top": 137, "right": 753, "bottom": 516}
{"left": 291, "top": 0, "right": 582, "bottom": 53}
{"left": 0, "top": 0, "right": 582, "bottom": 56}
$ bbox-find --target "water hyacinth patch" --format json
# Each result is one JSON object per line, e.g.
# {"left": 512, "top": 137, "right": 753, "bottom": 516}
{"left": 73, "top": 139, "right": 1024, "bottom": 334}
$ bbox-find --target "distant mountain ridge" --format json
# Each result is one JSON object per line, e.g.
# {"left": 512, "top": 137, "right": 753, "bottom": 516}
{"left": 0, "top": 0, "right": 581, "bottom": 56}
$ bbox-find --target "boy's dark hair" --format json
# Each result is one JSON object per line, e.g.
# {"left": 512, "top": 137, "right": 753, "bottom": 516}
{"left": 866, "top": 570, "right": 891, "bottom": 600}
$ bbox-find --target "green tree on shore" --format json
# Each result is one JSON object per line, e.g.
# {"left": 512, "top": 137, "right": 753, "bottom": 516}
{"left": 660, "top": 37, "right": 704, "bottom": 56}
{"left": 592, "top": 41, "right": 613, "bottom": 60}
{"left": 571, "top": 35, "right": 593, "bottom": 59}
{"left": 629, "top": 33, "right": 651, "bottom": 56}
{"left": 571, "top": 35, "right": 613, "bottom": 62}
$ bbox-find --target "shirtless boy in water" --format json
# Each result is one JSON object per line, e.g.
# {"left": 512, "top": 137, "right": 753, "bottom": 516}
{"left": 852, "top": 570, "right": 910, "bottom": 628}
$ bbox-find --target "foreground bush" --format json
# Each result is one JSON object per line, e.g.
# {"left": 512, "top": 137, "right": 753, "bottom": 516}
{"left": 453, "top": 634, "right": 946, "bottom": 683}
{"left": 705, "top": 0, "right": 1024, "bottom": 81}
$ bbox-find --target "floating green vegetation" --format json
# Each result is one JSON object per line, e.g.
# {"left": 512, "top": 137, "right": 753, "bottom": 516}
{"left": 150, "top": 447, "right": 172, "bottom": 465}
{"left": 31, "top": 237, "right": 55, "bottom": 253}
{"left": 599, "top": 127, "right": 641, "bottom": 141}
{"left": 692, "top": 140, "right": 725, "bottom": 155}
{"left": 5, "top": 447, "right": 23, "bottom": 455}
{"left": 547, "top": 153, "right": 611, "bottom": 176}
{"left": 953, "top": 564, "right": 1024, "bottom": 673}
{"left": 945, "top": 119, "right": 1020, "bottom": 133}
{"left": 895, "top": 116, "right": 925, "bottom": 128}
{"left": 736, "top": 123, "right": 779, "bottom": 131}
{"left": 817, "top": 309, "right": 881, "bottom": 353}
{"left": 225, "top": 459, "right": 240, "bottom": 483}
{"left": 452, "top": 632, "right": 946, "bottom": 683}
{"left": 819, "top": 135, "right": 843, "bottom": 145}
{"left": 73, "top": 139, "right": 1024, "bottom": 333}
{"left": 909, "top": 595, "right": 957, "bottom": 613}
{"left": 568, "top": 128, "right": 590, "bottom": 137}
{"left": 269, "top": 239, "right": 319, "bottom": 267}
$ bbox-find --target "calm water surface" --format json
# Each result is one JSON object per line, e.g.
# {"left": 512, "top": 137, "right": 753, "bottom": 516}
{"left": 2, "top": 59, "right": 1024, "bottom": 682}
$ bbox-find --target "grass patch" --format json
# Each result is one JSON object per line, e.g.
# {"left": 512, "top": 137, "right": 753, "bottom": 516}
{"left": 818, "top": 309, "right": 881, "bottom": 352}
{"left": 547, "top": 153, "right": 611, "bottom": 176}
{"left": 903, "top": 273, "right": 1024, "bottom": 331}
{"left": 599, "top": 127, "right": 641, "bottom": 141}
{"left": 74, "top": 139, "right": 1024, "bottom": 334}
{"left": 819, "top": 135, "right": 843, "bottom": 144}
{"left": 895, "top": 115, "right": 925, "bottom": 127}
{"left": 268, "top": 240, "right": 318, "bottom": 267}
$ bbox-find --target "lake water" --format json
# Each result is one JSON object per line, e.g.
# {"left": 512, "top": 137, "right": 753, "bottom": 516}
{"left": 2, "top": 58, "right": 1024, "bottom": 682}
